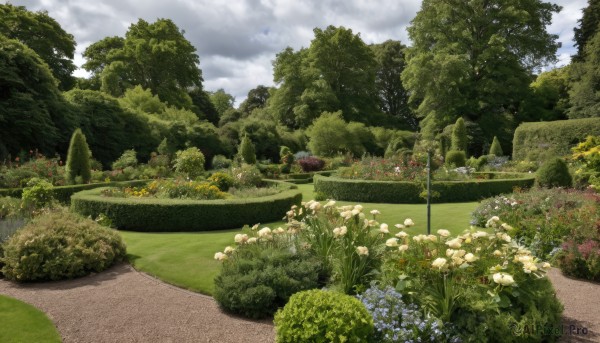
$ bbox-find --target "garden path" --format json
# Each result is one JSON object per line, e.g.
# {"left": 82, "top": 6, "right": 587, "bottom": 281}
{"left": 0, "top": 263, "right": 274, "bottom": 343}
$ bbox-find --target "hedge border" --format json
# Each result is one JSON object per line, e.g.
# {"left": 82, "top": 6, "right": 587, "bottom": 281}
{"left": 313, "top": 173, "right": 535, "bottom": 203}
{"left": 0, "top": 180, "right": 149, "bottom": 203}
{"left": 70, "top": 180, "right": 302, "bottom": 232}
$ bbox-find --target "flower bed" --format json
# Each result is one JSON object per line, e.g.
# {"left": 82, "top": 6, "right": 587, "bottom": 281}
{"left": 314, "top": 173, "right": 535, "bottom": 203}
{"left": 70, "top": 180, "right": 302, "bottom": 232}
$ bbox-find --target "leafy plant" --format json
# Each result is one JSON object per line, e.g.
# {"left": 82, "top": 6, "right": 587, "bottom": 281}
{"left": 208, "top": 172, "right": 234, "bottom": 191}
{"left": 489, "top": 136, "right": 504, "bottom": 156}
{"left": 174, "top": 147, "right": 205, "bottom": 179}
{"left": 65, "top": 128, "right": 92, "bottom": 184}
{"left": 112, "top": 149, "right": 138, "bottom": 170}
{"left": 238, "top": 135, "right": 257, "bottom": 164}
{"left": 297, "top": 156, "right": 325, "bottom": 172}
{"left": 21, "top": 178, "right": 54, "bottom": 211}
{"left": 536, "top": 157, "right": 572, "bottom": 188}
{"left": 445, "top": 150, "right": 466, "bottom": 167}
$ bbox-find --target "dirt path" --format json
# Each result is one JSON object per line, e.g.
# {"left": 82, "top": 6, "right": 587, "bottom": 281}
{"left": 547, "top": 268, "right": 600, "bottom": 343}
{"left": 0, "top": 263, "right": 274, "bottom": 343}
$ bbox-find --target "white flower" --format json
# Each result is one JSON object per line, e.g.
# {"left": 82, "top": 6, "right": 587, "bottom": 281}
{"left": 354, "top": 204, "right": 363, "bottom": 211}
{"left": 445, "top": 238, "right": 462, "bottom": 249}
{"left": 542, "top": 262, "right": 551, "bottom": 270}
{"left": 427, "top": 234, "right": 438, "bottom": 242}
{"left": 386, "top": 238, "right": 399, "bottom": 247}
{"left": 214, "top": 252, "right": 228, "bottom": 261}
{"left": 351, "top": 208, "right": 361, "bottom": 216}
{"left": 379, "top": 223, "right": 389, "bottom": 234}
{"left": 446, "top": 249, "right": 455, "bottom": 257}
{"left": 395, "top": 224, "right": 406, "bottom": 230}
{"left": 493, "top": 250, "right": 503, "bottom": 257}
{"left": 395, "top": 231, "right": 409, "bottom": 239}
{"left": 356, "top": 246, "right": 369, "bottom": 256}
{"left": 452, "top": 249, "right": 466, "bottom": 258}
{"left": 464, "top": 253, "right": 477, "bottom": 263}
{"left": 224, "top": 246, "right": 234, "bottom": 254}
{"left": 258, "top": 227, "right": 272, "bottom": 238}
{"left": 431, "top": 258, "right": 448, "bottom": 270}
{"left": 251, "top": 224, "right": 259, "bottom": 231}
{"left": 501, "top": 223, "right": 513, "bottom": 231}
{"left": 340, "top": 211, "right": 353, "bottom": 220}
{"left": 370, "top": 209, "right": 380, "bottom": 215}
{"left": 492, "top": 273, "right": 515, "bottom": 286}
{"left": 398, "top": 244, "right": 409, "bottom": 252}
{"left": 501, "top": 233, "right": 511, "bottom": 242}
{"left": 413, "top": 234, "right": 428, "bottom": 243}
{"left": 451, "top": 257, "right": 465, "bottom": 266}
{"left": 247, "top": 237, "right": 258, "bottom": 244}
{"left": 437, "top": 229, "right": 451, "bottom": 237}
{"left": 404, "top": 218, "right": 415, "bottom": 227}
{"left": 274, "top": 227, "right": 286, "bottom": 235}
{"left": 309, "top": 201, "right": 321, "bottom": 211}
{"left": 472, "top": 231, "right": 488, "bottom": 239}
{"left": 234, "top": 233, "right": 248, "bottom": 244}
{"left": 333, "top": 226, "right": 348, "bottom": 238}
{"left": 523, "top": 262, "right": 538, "bottom": 274}
{"left": 368, "top": 220, "right": 379, "bottom": 227}
{"left": 324, "top": 200, "right": 336, "bottom": 208}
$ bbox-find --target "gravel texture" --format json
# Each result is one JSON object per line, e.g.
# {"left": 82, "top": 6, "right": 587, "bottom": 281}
{"left": 0, "top": 263, "right": 274, "bottom": 343}
{"left": 1, "top": 265, "right": 598, "bottom": 342}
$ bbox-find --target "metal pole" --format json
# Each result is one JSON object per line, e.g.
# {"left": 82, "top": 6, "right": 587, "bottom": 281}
{"left": 427, "top": 150, "right": 431, "bottom": 235}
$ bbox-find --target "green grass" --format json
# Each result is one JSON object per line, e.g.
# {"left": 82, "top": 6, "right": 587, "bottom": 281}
{"left": 0, "top": 295, "right": 61, "bottom": 343}
{"left": 121, "top": 183, "right": 480, "bottom": 295}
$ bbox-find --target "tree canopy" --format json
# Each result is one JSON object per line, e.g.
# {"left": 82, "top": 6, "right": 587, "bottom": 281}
{"left": 568, "top": 27, "right": 600, "bottom": 119}
{"left": 573, "top": 0, "right": 600, "bottom": 62}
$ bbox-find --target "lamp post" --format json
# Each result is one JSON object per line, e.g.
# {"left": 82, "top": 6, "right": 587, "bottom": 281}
{"left": 426, "top": 149, "right": 431, "bottom": 235}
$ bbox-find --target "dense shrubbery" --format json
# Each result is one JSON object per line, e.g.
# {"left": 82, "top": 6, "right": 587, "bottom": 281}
{"left": 536, "top": 157, "right": 572, "bottom": 188}
{"left": 445, "top": 150, "right": 466, "bottom": 167}
{"left": 0, "top": 154, "right": 65, "bottom": 188}
{"left": 338, "top": 156, "right": 426, "bottom": 181}
{"left": 274, "top": 289, "right": 374, "bottom": 343}
{"left": 173, "top": 147, "right": 205, "bottom": 179}
{"left": 297, "top": 156, "right": 325, "bottom": 172}
{"left": 557, "top": 240, "right": 600, "bottom": 281}
{"left": 1, "top": 210, "right": 126, "bottom": 281}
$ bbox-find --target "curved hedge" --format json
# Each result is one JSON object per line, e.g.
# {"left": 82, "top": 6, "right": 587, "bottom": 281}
{"left": 0, "top": 180, "right": 149, "bottom": 203}
{"left": 313, "top": 173, "right": 535, "bottom": 203}
{"left": 71, "top": 181, "right": 302, "bottom": 231}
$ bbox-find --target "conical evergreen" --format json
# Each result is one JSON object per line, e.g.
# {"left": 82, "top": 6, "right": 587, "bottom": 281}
{"left": 65, "top": 128, "right": 92, "bottom": 184}
{"left": 239, "top": 135, "right": 257, "bottom": 164}
{"left": 489, "top": 136, "right": 503, "bottom": 156}
{"left": 451, "top": 117, "right": 467, "bottom": 152}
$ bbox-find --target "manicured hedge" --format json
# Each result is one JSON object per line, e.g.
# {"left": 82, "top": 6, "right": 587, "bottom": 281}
{"left": 512, "top": 118, "right": 600, "bottom": 162}
{"left": 71, "top": 180, "right": 302, "bottom": 231}
{"left": 313, "top": 174, "right": 535, "bottom": 203}
{"left": 0, "top": 180, "right": 148, "bottom": 203}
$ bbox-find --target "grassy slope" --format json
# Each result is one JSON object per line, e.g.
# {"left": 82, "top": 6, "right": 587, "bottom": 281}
{"left": 0, "top": 295, "right": 61, "bottom": 343}
{"left": 121, "top": 183, "right": 479, "bottom": 295}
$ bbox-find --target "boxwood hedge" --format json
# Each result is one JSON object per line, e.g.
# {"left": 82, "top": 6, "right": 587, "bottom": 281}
{"left": 313, "top": 174, "right": 535, "bottom": 203}
{"left": 0, "top": 180, "right": 149, "bottom": 203}
{"left": 70, "top": 181, "right": 302, "bottom": 231}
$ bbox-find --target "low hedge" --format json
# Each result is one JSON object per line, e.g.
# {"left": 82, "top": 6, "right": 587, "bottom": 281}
{"left": 0, "top": 180, "right": 149, "bottom": 203}
{"left": 313, "top": 174, "right": 535, "bottom": 203}
{"left": 512, "top": 117, "right": 600, "bottom": 162}
{"left": 71, "top": 180, "right": 302, "bottom": 231}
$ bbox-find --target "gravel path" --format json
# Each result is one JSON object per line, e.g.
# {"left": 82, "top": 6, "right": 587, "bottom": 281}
{"left": 0, "top": 263, "right": 275, "bottom": 343}
{"left": 1, "top": 265, "right": 598, "bottom": 343}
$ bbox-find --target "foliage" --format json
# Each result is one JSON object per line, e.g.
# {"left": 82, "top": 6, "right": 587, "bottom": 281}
{"left": 238, "top": 136, "right": 257, "bottom": 164}
{"left": 569, "top": 26, "right": 600, "bottom": 119}
{"left": 65, "top": 129, "right": 92, "bottom": 184}
{"left": 314, "top": 174, "right": 535, "bottom": 204}
{"left": 71, "top": 182, "right": 302, "bottom": 231}
{"left": 209, "top": 89, "right": 235, "bottom": 117}
{"left": 556, "top": 240, "right": 600, "bottom": 281}
{"left": 402, "top": 0, "right": 560, "bottom": 141}
{"left": 489, "top": 136, "right": 504, "bottom": 156}
{"left": 279, "top": 146, "right": 294, "bottom": 173}
{"left": 518, "top": 67, "right": 570, "bottom": 122}
{"left": 0, "top": 4, "right": 76, "bottom": 90}
{"left": 208, "top": 172, "right": 235, "bottom": 192}
{"left": 536, "top": 158, "right": 572, "bottom": 188}
{"left": 297, "top": 157, "right": 326, "bottom": 172}
{"left": 274, "top": 289, "right": 374, "bottom": 343}
{"left": 451, "top": 118, "right": 467, "bottom": 152}
{"left": 445, "top": 151, "right": 466, "bottom": 168}
{"left": 512, "top": 118, "right": 600, "bottom": 162}
{"left": 239, "top": 85, "right": 270, "bottom": 116}
{"left": 572, "top": 135, "right": 600, "bottom": 172}
{"left": 112, "top": 149, "right": 138, "bottom": 170}
{"left": 230, "top": 164, "right": 263, "bottom": 188}
{"left": 358, "top": 286, "right": 456, "bottom": 343}
{"left": 1, "top": 210, "right": 126, "bottom": 281}
{"left": 306, "top": 112, "right": 354, "bottom": 157}
{"left": 214, "top": 245, "right": 324, "bottom": 319}
{"left": 573, "top": 0, "right": 600, "bottom": 62}
{"left": 174, "top": 147, "right": 205, "bottom": 179}
{"left": 21, "top": 178, "right": 54, "bottom": 212}
{"left": 211, "top": 155, "right": 232, "bottom": 169}
{"left": 338, "top": 156, "right": 426, "bottom": 182}
{"left": 0, "top": 154, "right": 65, "bottom": 188}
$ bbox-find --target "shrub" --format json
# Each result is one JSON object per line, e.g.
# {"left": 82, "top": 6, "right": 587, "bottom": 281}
{"left": 111, "top": 149, "right": 138, "bottom": 170}
{"left": 173, "top": 147, "right": 205, "bottom": 179}
{"left": 65, "top": 128, "right": 92, "bottom": 184}
{"left": 512, "top": 117, "right": 600, "bottom": 162}
{"left": 279, "top": 146, "right": 294, "bottom": 174}
{"left": 230, "top": 164, "right": 263, "bottom": 188}
{"left": 338, "top": 156, "right": 426, "bottom": 182}
{"left": 274, "top": 289, "right": 374, "bottom": 343}
{"left": 211, "top": 154, "right": 232, "bottom": 169}
{"left": 466, "top": 155, "right": 488, "bottom": 171}
{"left": 21, "top": 178, "right": 54, "bottom": 211}
{"left": 536, "top": 157, "right": 572, "bottom": 188}
{"left": 214, "top": 247, "right": 324, "bottom": 319}
{"left": 238, "top": 135, "right": 257, "bottom": 164}
{"left": 451, "top": 117, "right": 467, "bottom": 152}
{"left": 208, "top": 172, "right": 235, "bottom": 191}
{"left": 489, "top": 136, "right": 504, "bottom": 156}
{"left": 297, "top": 156, "right": 325, "bottom": 172}
{"left": 556, "top": 240, "right": 600, "bottom": 281}
{"left": 1, "top": 210, "right": 126, "bottom": 281}
{"left": 445, "top": 150, "right": 466, "bottom": 167}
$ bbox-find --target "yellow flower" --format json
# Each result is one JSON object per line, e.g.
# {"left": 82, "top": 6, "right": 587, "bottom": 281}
{"left": 370, "top": 209, "right": 381, "bottom": 215}
{"left": 542, "top": 262, "right": 551, "bottom": 270}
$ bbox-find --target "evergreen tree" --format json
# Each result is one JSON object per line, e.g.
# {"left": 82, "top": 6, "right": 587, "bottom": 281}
{"left": 65, "top": 129, "right": 92, "bottom": 184}
{"left": 451, "top": 118, "right": 467, "bottom": 152}
{"left": 489, "top": 136, "right": 504, "bottom": 156}
{"left": 239, "top": 135, "right": 257, "bottom": 164}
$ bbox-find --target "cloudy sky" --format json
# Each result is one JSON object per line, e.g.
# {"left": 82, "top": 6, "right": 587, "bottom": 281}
{"left": 15, "top": 0, "right": 588, "bottom": 105}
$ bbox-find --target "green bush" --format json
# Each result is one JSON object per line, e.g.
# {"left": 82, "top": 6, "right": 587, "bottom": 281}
{"left": 21, "top": 178, "right": 54, "bottom": 211}
{"left": 489, "top": 136, "right": 504, "bottom": 156}
{"left": 512, "top": 118, "right": 600, "bottom": 162}
{"left": 280, "top": 146, "right": 294, "bottom": 174}
{"left": 445, "top": 150, "right": 466, "bottom": 167}
{"left": 536, "top": 158, "right": 572, "bottom": 188}
{"left": 239, "top": 135, "right": 257, "bottom": 164}
{"left": 211, "top": 154, "right": 232, "bottom": 169}
{"left": 65, "top": 128, "right": 92, "bottom": 184}
{"left": 174, "top": 147, "right": 205, "bottom": 179}
{"left": 557, "top": 240, "right": 600, "bottom": 282}
{"left": 208, "top": 172, "right": 235, "bottom": 191}
{"left": 112, "top": 149, "right": 138, "bottom": 170}
{"left": 231, "top": 164, "right": 263, "bottom": 188}
{"left": 1, "top": 210, "right": 126, "bottom": 281}
{"left": 214, "top": 247, "right": 324, "bottom": 319}
{"left": 466, "top": 155, "right": 488, "bottom": 171}
{"left": 274, "top": 289, "right": 374, "bottom": 343}
{"left": 314, "top": 174, "right": 535, "bottom": 203}
{"left": 71, "top": 181, "right": 302, "bottom": 231}
{"left": 451, "top": 117, "right": 467, "bottom": 152}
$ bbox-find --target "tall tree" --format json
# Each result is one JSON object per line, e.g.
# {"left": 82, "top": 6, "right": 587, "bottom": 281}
{"left": 569, "top": 26, "right": 600, "bottom": 118}
{"left": 573, "top": 0, "right": 600, "bottom": 62}
{"left": 518, "top": 66, "right": 570, "bottom": 122}
{"left": 239, "top": 85, "right": 270, "bottom": 116}
{"left": 371, "top": 40, "right": 416, "bottom": 129}
{"left": 402, "top": 0, "right": 560, "bottom": 142}
{"left": 83, "top": 18, "right": 203, "bottom": 109}
{"left": 209, "top": 89, "right": 235, "bottom": 117}
{"left": 0, "top": 4, "right": 77, "bottom": 90}
{"left": 188, "top": 87, "right": 219, "bottom": 125}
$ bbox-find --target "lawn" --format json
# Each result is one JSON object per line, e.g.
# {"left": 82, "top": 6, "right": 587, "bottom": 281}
{"left": 121, "top": 183, "right": 480, "bottom": 295}
{"left": 0, "top": 295, "right": 61, "bottom": 343}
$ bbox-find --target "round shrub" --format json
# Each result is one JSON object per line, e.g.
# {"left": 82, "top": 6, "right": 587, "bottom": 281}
{"left": 298, "top": 156, "right": 326, "bottom": 172}
{"left": 1, "top": 210, "right": 126, "bottom": 281}
{"left": 174, "top": 147, "right": 205, "bottom": 179}
{"left": 231, "top": 164, "right": 263, "bottom": 188}
{"left": 536, "top": 157, "right": 572, "bottom": 188}
{"left": 208, "top": 172, "right": 235, "bottom": 191}
{"left": 274, "top": 289, "right": 374, "bottom": 343}
{"left": 214, "top": 248, "right": 324, "bottom": 319}
{"left": 445, "top": 150, "right": 466, "bottom": 167}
